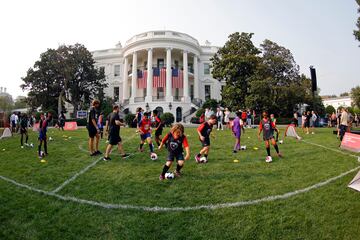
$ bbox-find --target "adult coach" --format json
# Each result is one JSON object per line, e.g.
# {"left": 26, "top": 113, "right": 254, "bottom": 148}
{"left": 87, "top": 99, "right": 101, "bottom": 156}
{"left": 103, "top": 105, "right": 130, "bottom": 161}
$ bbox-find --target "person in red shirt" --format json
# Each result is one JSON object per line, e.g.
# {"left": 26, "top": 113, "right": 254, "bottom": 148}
{"left": 158, "top": 123, "right": 190, "bottom": 180}
{"left": 195, "top": 115, "right": 217, "bottom": 163}
{"left": 257, "top": 111, "right": 282, "bottom": 163}
{"left": 241, "top": 110, "right": 247, "bottom": 127}
{"left": 138, "top": 111, "right": 154, "bottom": 154}
{"left": 152, "top": 109, "right": 164, "bottom": 147}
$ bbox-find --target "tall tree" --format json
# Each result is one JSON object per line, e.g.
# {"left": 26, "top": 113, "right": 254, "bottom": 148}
{"left": 211, "top": 32, "right": 261, "bottom": 110}
{"left": 351, "top": 85, "right": 360, "bottom": 108}
{"left": 354, "top": 0, "right": 360, "bottom": 43}
{"left": 21, "top": 44, "right": 107, "bottom": 116}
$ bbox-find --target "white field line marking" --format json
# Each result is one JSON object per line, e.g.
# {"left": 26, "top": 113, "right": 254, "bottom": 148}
{"left": 53, "top": 133, "right": 140, "bottom": 194}
{"left": 302, "top": 140, "right": 359, "bottom": 158}
{"left": 1, "top": 165, "right": 359, "bottom": 212}
{"left": 51, "top": 157, "right": 102, "bottom": 194}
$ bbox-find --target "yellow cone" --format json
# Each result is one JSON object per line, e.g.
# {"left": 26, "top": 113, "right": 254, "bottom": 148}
{"left": 233, "top": 159, "right": 239, "bottom": 163}
{"left": 253, "top": 147, "right": 259, "bottom": 150}
{"left": 40, "top": 159, "right": 47, "bottom": 163}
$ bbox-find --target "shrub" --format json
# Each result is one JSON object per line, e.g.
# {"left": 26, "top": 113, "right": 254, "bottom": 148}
{"left": 325, "top": 105, "right": 336, "bottom": 115}
{"left": 195, "top": 108, "right": 204, "bottom": 118}
{"left": 125, "top": 113, "right": 136, "bottom": 128}
{"left": 202, "top": 99, "right": 219, "bottom": 111}
{"left": 161, "top": 112, "right": 175, "bottom": 127}
{"left": 190, "top": 117, "right": 200, "bottom": 124}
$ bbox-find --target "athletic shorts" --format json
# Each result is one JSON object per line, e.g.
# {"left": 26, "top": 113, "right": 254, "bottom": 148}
{"left": 263, "top": 135, "right": 274, "bottom": 141}
{"left": 87, "top": 127, "right": 97, "bottom": 138}
{"left": 234, "top": 131, "right": 241, "bottom": 138}
{"left": 201, "top": 137, "right": 210, "bottom": 147}
{"left": 109, "top": 135, "right": 122, "bottom": 145}
{"left": 304, "top": 121, "right": 310, "bottom": 128}
{"left": 38, "top": 133, "right": 46, "bottom": 141}
{"left": 155, "top": 129, "right": 163, "bottom": 137}
{"left": 167, "top": 152, "right": 184, "bottom": 162}
{"left": 140, "top": 132, "right": 151, "bottom": 140}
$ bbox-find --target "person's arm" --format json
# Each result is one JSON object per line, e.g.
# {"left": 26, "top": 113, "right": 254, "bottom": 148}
{"left": 197, "top": 124, "right": 205, "bottom": 141}
{"left": 137, "top": 121, "right": 145, "bottom": 134}
{"left": 257, "top": 122, "right": 263, "bottom": 140}
{"left": 115, "top": 120, "right": 125, "bottom": 127}
{"left": 159, "top": 133, "right": 169, "bottom": 149}
{"left": 183, "top": 136, "right": 190, "bottom": 160}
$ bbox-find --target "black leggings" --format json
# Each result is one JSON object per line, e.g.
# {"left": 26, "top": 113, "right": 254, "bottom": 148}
{"left": 38, "top": 139, "right": 48, "bottom": 155}
{"left": 20, "top": 132, "right": 28, "bottom": 146}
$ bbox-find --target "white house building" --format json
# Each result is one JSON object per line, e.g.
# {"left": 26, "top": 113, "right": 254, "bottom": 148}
{"left": 322, "top": 96, "right": 352, "bottom": 109}
{"left": 91, "top": 30, "right": 224, "bottom": 122}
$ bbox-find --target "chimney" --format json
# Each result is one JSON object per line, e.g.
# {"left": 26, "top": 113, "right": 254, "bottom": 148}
{"left": 0, "top": 87, "right": 3, "bottom": 93}
{"left": 4, "top": 87, "right": 6, "bottom": 93}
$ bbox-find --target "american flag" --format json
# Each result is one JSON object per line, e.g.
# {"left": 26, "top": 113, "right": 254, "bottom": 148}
{"left": 153, "top": 68, "right": 166, "bottom": 88}
{"left": 137, "top": 70, "right": 147, "bottom": 89}
{"left": 172, "top": 69, "right": 183, "bottom": 88}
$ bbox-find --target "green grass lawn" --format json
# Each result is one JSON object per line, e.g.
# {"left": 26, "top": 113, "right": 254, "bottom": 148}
{"left": 1, "top": 126, "right": 360, "bottom": 239}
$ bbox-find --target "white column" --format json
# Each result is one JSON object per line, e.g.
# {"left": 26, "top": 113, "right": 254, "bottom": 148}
{"left": 145, "top": 48, "right": 153, "bottom": 103}
{"left": 130, "top": 52, "right": 137, "bottom": 104}
{"left": 182, "top": 50, "right": 190, "bottom": 103}
{"left": 122, "top": 57, "right": 128, "bottom": 103}
{"left": 193, "top": 55, "right": 199, "bottom": 99}
{"left": 166, "top": 48, "right": 173, "bottom": 102}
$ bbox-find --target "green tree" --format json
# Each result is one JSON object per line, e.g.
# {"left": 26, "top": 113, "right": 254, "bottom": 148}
{"left": 339, "top": 92, "right": 349, "bottom": 97}
{"left": 351, "top": 85, "right": 360, "bottom": 108}
{"left": 246, "top": 40, "right": 302, "bottom": 116}
{"left": 202, "top": 99, "right": 219, "bottom": 111}
{"left": 21, "top": 44, "right": 107, "bottom": 117}
{"left": 354, "top": 0, "right": 360, "bottom": 43}
{"left": 325, "top": 105, "right": 336, "bottom": 115}
{"left": 0, "top": 95, "right": 14, "bottom": 112}
{"left": 211, "top": 32, "right": 261, "bottom": 110}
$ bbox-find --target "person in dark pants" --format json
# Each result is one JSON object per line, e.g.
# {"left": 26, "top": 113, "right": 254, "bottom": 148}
{"left": 103, "top": 105, "right": 130, "bottom": 161}
{"left": 38, "top": 113, "right": 52, "bottom": 158}
{"left": 87, "top": 99, "right": 101, "bottom": 156}
{"left": 20, "top": 113, "right": 29, "bottom": 148}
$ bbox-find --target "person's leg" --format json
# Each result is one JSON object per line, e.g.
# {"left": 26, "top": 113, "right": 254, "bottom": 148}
{"left": 25, "top": 131, "right": 28, "bottom": 144}
{"left": 44, "top": 138, "right": 48, "bottom": 154}
{"left": 147, "top": 137, "right": 154, "bottom": 153}
{"left": 38, "top": 140, "right": 42, "bottom": 155}
{"left": 160, "top": 160, "right": 173, "bottom": 178}
{"left": 233, "top": 137, "right": 240, "bottom": 152}
{"left": 271, "top": 138, "right": 281, "bottom": 156}
{"left": 95, "top": 133, "right": 100, "bottom": 152}
{"left": 117, "top": 143, "right": 125, "bottom": 155}
{"left": 139, "top": 137, "right": 145, "bottom": 151}
{"left": 20, "top": 133, "right": 24, "bottom": 146}
{"left": 104, "top": 144, "right": 112, "bottom": 158}
{"left": 265, "top": 140, "right": 270, "bottom": 156}
{"left": 175, "top": 160, "right": 184, "bottom": 175}
{"left": 88, "top": 137, "right": 94, "bottom": 154}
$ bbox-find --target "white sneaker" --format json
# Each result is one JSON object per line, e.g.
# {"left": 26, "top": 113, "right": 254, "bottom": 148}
{"left": 265, "top": 156, "right": 272, "bottom": 163}
{"left": 311, "top": 132, "right": 315, "bottom": 134}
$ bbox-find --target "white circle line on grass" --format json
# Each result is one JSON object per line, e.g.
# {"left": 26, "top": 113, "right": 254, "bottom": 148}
{"left": 1, "top": 165, "right": 359, "bottom": 212}
{"left": 302, "top": 140, "right": 359, "bottom": 158}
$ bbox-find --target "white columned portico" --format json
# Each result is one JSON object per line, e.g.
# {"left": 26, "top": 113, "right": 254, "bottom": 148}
{"left": 182, "top": 51, "right": 190, "bottom": 103}
{"left": 130, "top": 52, "right": 137, "bottom": 104}
{"left": 193, "top": 55, "right": 199, "bottom": 99}
{"left": 122, "top": 57, "right": 128, "bottom": 102}
{"left": 166, "top": 48, "right": 173, "bottom": 102}
{"left": 145, "top": 48, "right": 153, "bottom": 103}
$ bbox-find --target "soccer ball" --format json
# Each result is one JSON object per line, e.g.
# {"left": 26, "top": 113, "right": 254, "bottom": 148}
{"left": 278, "top": 140, "right": 283, "bottom": 144}
{"left": 240, "top": 145, "right": 247, "bottom": 150}
{"left": 150, "top": 152, "right": 158, "bottom": 161}
{"left": 265, "top": 156, "right": 272, "bottom": 163}
{"left": 30, "top": 143, "right": 34, "bottom": 148}
{"left": 39, "top": 151, "right": 45, "bottom": 158}
{"left": 49, "top": 137, "right": 53, "bottom": 141}
{"left": 165, "top": 172, "right": 174, "bottom": 179}
{"left": 200, "top": 156, "right": 208, "bottom": 163}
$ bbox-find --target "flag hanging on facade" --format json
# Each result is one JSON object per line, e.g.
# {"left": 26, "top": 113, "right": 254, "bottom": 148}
{"left": 172, "top": 69, "right": 183, "bottom": 88}
{"left": 153, "top": 68, "right": 166, "bottom": 88}
{"left": 137, "top": 70, "right": 147, "bottom": 89}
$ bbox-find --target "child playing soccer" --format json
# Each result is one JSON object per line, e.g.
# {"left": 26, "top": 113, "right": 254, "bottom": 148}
{"left": 138, "top": 111, "right": 155, "bottom": 155}
{"left": 38, "top": 113, "right": 52, "bottom": 158}
{"left": 20, "top": 113, "right": 29, "bottom": 148}
{"left": 257, "top": 111, "right": 282, "bottom": 163}
{"left": 103, "top": 105, "right": 130, "bottom": 161}
{"left": 195, "top": 115, "right": 217, "bottom": 163}
{"left": 158, "top": 123, "right": 190, "bottom": 180}
{"left": 152, "top": 109, "right": 164, "bottom": 147}
{"left": 232, "top": 111, "right": 244, "bottom": 153}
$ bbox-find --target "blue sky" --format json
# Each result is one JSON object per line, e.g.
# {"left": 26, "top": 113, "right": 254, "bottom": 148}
{"left": 0, "top": 0, "right": 359, "bottom": 98}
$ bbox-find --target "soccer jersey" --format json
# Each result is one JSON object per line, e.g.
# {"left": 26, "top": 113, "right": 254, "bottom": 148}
{"left": 198, "top": 122, "right": 213, "bottom": 138}
{"left": 259, "top": 118, "right": 275, "bottom": 140}
{"left": 20, "top": 117, "right": 27, "bottom": 130}
{"left": 109, "top": 112, "right": 120, "bottom": 136}
{"left": 87, "top": 107, "right": 97, "bottom": 129}
{"left": 39, "top": 118, "right": 48, "bottom": 139}
{"left": 162, "top": 132, "right": 189, "bottom": 155}
{"left": 138, "top": 118, "right": 152, "bottom": 134}
{"left": 232, "top": 117, "right": 241, "bottom": 136}
{"left": 154, "top": 116, "right": 163, "bottom": 130}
